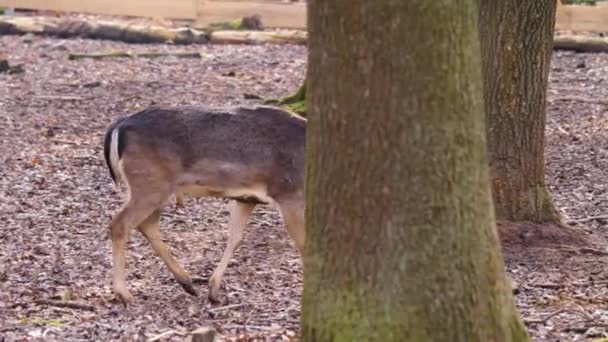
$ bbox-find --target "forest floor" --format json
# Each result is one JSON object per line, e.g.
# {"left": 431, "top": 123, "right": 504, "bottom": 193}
{"left": 1, "top": 27, "right": 608, "bottom": 342}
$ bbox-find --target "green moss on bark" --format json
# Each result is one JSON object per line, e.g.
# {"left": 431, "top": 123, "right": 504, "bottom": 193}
{"left": 265, "top": 80, "right": 307, "bottom": 116}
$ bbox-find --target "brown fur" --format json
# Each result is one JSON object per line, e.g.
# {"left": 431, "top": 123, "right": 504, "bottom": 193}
{"left": 103, "top": 104, "right": 306, "bottom": 303}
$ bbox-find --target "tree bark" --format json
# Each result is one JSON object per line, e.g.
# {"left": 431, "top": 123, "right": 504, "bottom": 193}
{"left": 478, "top": 1, "right": 563, "bottom": 224}
{"left": 301, "top": 1, "right": 529, "bottom": 341}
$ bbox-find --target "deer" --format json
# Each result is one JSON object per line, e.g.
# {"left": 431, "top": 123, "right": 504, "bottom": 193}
{"left": 102, "top": 104, "right": 306, "bottom": 304}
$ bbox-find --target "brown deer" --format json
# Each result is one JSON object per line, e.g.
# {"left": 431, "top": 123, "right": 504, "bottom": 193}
{"left": 103, "top": 104, "right": 306, "bottom": 303}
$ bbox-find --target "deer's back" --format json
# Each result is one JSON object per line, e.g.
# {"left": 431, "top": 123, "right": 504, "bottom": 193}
{"left": 115, "top": 104, "right": 306, "bottom": 200}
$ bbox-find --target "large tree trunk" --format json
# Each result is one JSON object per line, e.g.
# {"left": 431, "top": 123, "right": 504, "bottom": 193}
{"left": 478, "top": 1, "right": 563, "bottom": 224}
{"left": 301, "top": 1, "right": 529, "bottom": 341}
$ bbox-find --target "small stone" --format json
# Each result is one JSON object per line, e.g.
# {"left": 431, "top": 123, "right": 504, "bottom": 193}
{"left": 241, "top": 14, "right": 263, "bottom": 31}
{"left": 83, "top": 81, "right": 102, "bottom": 88}
{"left": 11, "top": 65, "right": 24, "bottom": 74}
{"left": 21, "top": 34, "right": 34, "bottom": 44}
{"left": 0, "top": 60, "right": 10, "bottom": 73}
{"left": 0, "top": 266, "right": 7, "bottom": 282}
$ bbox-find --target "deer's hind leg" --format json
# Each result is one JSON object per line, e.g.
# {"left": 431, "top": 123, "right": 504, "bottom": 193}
{"left": 277, "top": 198, "right": 305, "bottom": 255}
{"left": 208, "top": 200, "right": 256, "bottom": 303}
{"left": 110, "top": 178, "right": 172, "bottom": 303}
{"left": 138, "top": 209, "right": 197, "bottom": 296}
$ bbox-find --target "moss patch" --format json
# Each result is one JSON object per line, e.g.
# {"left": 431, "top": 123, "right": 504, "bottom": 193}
{"left": 265, "top": 81, "right": 307, "bottom": 116}
{"left": 20, "top": 317, "right": 65, "bottom": 327}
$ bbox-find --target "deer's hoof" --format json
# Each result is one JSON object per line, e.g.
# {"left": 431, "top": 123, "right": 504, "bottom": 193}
{"left": 207, "top": 290, "right": 221, "bottom": 304}
{"left": 207, "top": 276, "right": 221, "bottom": 304}
{"left": 114, "top": 288, "right": 134, "bottom": 304}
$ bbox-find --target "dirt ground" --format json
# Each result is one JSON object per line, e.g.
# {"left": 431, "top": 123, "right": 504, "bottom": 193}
{"left": 1, "top": 29, "right": 608, "bottom": 342}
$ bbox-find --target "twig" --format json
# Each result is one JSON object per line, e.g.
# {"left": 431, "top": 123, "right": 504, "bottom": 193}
{"left": 578, "top": 247, "right": 608, "bottom": 256}
{"left": 552, "top": 122, "right": 571, "bottom": 136}
{"left": 34, "top": 299, "right": 96, "bottom": 311}
{"left": 530, "top": 282, "right": 564, "bottom": 289}
{"left": 0, "top": 326, "right": 16, "bottom": 333}
{"left": 573, "top": 279, "right": 608, "bottom": 286}
{"left": 549, "top": 95, "right": 608, "bottom": 106}
{"left": 524, "top": 308, "right": 567, "bottom": 325}
{"left": 573, "top": 304, "right": 594, "bottom": 321}
{"left": 208, "top": 303, "right": 249, "bottom": 313}
{"left": 49, "top": 139, "right": 79, "bottom": 145}
{"left": 147, "top": 329, "right": 187, "bottom": 342}
{"left": 577, "top": 215, "right": 608, "bottom": 223}
{"left": 34, "top": 95, "right": 86, "bottom": 101}
{"left": 68, "top": 51, "right": 202, "bottom": 60}
{"left": 255, "top": 317, "right": 300, "bottom": 325}
{"left": 119, "top": 94, "right": 141, "bottom": 103}
{"left": 570, "top": 320, "right": 608, "bottom": 332}
{"left": 221, "top": 324, "right": 280, "bottom": 331}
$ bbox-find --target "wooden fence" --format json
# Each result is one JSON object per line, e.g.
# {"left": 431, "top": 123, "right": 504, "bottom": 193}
{"left": 0, "top": 0, "right": 307, "bottom": 28}
{"left": 0, "top": 0, "right": 608, "bottom": 33}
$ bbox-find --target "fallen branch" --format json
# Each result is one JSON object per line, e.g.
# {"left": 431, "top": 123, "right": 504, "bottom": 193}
{"left": 209, "top": 30, "right": 307, "bottom": 45}
{"left": 525, "top": 306, "right": 593, "bottom": 326}
{"left": 578, "top": 247, "right": 608, "bottom": 256}
{"left": 68, "top": 51, "right": 202, "bottom": 60}
{"left": 34, "top": 299, "right": 96, "bottom": 311}
{"left": 554, "top": 35, "right": 608, "bottom": 53}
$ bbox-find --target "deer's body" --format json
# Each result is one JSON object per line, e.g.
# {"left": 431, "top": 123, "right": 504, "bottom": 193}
{"left": 103, "top": 104, "right": 306, "bottom": 303}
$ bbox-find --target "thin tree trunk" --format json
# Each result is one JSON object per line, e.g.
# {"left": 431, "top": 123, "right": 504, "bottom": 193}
{"left": 301, "top": 1, "right": 529, "bottom": 341}
{"left": 479, "top": 1, "right": 563, "bottom": 224}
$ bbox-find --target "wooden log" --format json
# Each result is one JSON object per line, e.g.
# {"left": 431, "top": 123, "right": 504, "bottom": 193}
{"left": 554, "top": 35, "right": 608, "bottom": 53}
{"left": 0, "top": 16, "right": 307, "bottom": 45}
{"left": 0, "top": 16, "right": 55, "bottom": 34}
{"left": 0, "top": 16, "right": 210, "bottom": 44}
{"left": 209, "top": 29, "right": 307, "bottom": 45}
